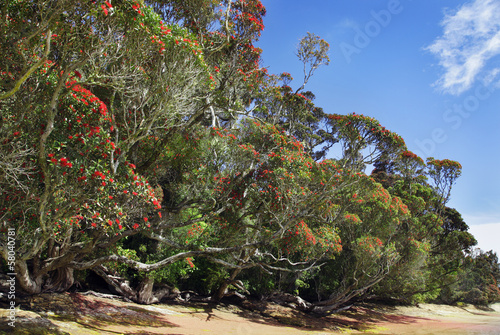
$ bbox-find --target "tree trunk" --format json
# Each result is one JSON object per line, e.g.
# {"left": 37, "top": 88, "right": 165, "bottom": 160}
{"left": 213, "top": 248, "right": 256, "bottom": 301}
{"left": 93, "top": 266, "right": 169, "bottom": 304}
{"left": 15, "top": 260, "right": 43, "bottom": 294}
{"left": 310, "top": 274, "right": 387, "bottom": 314}
{"left": 93, "top": 266, "right": 136, "bottom": 301}
{"left": 214, "top": 268, "right": 244, "bottom": 301}
{"left": 44, "top": 267, "right": 75, "bottom": 292}
{"left": 269, "top": 292, "right": 312, "bottom": 310}
{"left": 137, "top": 276, "right": 157, "bottom": 304}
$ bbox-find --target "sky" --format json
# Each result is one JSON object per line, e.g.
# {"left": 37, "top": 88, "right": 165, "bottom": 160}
{"left": 257, "top": 0, "right": 500, "bottom": 255}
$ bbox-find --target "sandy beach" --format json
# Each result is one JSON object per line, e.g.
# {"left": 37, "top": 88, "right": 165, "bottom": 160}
{"left": 1, "top": 293, "right": 499, "bottom": 334}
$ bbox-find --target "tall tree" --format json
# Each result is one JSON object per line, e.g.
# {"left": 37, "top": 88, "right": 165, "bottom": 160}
{"left": 0, "top": 0, "right": 212, "bottom": 294}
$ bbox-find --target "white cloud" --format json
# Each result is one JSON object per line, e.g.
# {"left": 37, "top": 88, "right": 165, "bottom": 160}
{"left": 427, "top": 0, "right": 500, "bottom": 95}
{"left": 335, "top": 18, "right": 360, "bottom": 31}
{"left": 483, "top": 67, "right": 500, "bottom": 86}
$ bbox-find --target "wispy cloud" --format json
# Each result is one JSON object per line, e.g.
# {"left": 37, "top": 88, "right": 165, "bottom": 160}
{"left": 335, "top": 18, "right": 360, "bottom": 32}
{"left": 427, "top": 0, "right": 500, "bottom": 95}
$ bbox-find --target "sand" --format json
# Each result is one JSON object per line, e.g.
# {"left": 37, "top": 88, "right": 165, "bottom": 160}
{"left": 1, "top": 293, "right": 499, "bottom": 334}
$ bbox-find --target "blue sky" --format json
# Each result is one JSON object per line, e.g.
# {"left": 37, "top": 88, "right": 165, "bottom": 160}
{"left": 257, "top": 0, "right": 500, "bottom": 255}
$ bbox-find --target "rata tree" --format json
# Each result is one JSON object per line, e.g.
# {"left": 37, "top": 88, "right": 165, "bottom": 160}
{"left": 369, "top": 150, "right": 433, "bottom": 301}
{"left": 159, "top": 6, "right": 334, "bottom": 159}
{"left": 426, "top": 157, "right": 462, "bottom": 216}
{"left": 285, "top": 116, "right": 411, "bottom": 312}
{"left": 151, "top": 0, "right": 268, "bottom": 128}
{"left": 252, "top": 33, "right": 333, "bottom": 160}
{"left": 304, "top": 172, "right": 409, "bottom": 313}
{"left": 82, "top": 120, "right": 348, "bottom": 303}
{"left": 203, "top": 0, "right": 268, "bottom": 128}
{"left": 0, "top": 0, "right": 342, "bottom": 300}
{"left": 253, "top": 73, "right": 333, "bottom": 161}
{"left": 0, "top": 0, "right": 214, "bottom": 294}
{"left": 420, "top": 159, "right": 474, "bottom": 301}
{"left": 370, "top": 152, "right": 471, "bottom": 303}
{"left": 326, "top": 113, "right": 406, "bottom": 171}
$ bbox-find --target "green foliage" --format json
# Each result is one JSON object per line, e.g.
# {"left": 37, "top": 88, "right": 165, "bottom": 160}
{"left": 178, "top": 258, "right": 229, "bottom": 295}
{"left": 0, "top": 0, "right": 492, "bottom": 311}
{"left": 442, "top": 250, "right": 500, "bottom": 305}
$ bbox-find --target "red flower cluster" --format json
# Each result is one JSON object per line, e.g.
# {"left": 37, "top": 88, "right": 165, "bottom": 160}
{"left": 401, "top": 150, "right": 424, "bottom": 165}
{"left": 101, "top": 1, "right": 112, "bottom": 16}
{"left": 48, "top": 153, "right": 73, "bottom": 168}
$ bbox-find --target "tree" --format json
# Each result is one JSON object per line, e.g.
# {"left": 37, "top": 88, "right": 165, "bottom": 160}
{"left": 0, "top": 0, "right": 212, "bottom": 294}
{"left": 326, "top": 113, "right": 405, "bottom": 171}
{"left": 447, "top": 250, "right": 500, "bottom": 305}
{"left": 253, "top": 33, "right": 332, "bottom": 160}
{"left": 308, "top": 174, "right": 408, "bottom": 313}
{"left": 1, "top": 1, "right": 483, "bottom": 312}
{"left": 370, "top": 153, "right": 472, "bottom": 303}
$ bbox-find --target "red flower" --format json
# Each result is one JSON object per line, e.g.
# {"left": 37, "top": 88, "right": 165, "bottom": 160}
{"left": 143, "top": 217, "right": 148, "bottom": 222}
{"left": 186, "top": 257, "right": 194, "bottom": 268}
{"left": 74, "top": 70, "right": 82, "bottom": 79}
{"left": 105, "top": 1, "right": 112, "bottom": 8}
{"left": 133, "top": 223, "right": 139, "bottom": 229}
{"left": 101, "top": 4, "right": 108, "bottom": 15}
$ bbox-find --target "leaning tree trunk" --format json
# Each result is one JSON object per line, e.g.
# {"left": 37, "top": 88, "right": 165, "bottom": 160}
{"left": 16, "top": 259, "right": 77, "bottom": 294}
{"left": 93, "top": 265, "right": 136, "bottom": 301}
{"left": 213, "top": 267, "right": 243, "bottom": 301}
{"left": 213, "top": 248, "right": 256, "bottom": 301}
{"left": 15, "top": 260, "right": 43, "bottom": 294}
{"left": 137, "top": 276, "right": 157, "bottom": 304}
{"left": 44, "top": 267, "right": 75, "bottom": 292}
{"left": 310, "top": 270, "right": 388, "bottom": 314}
{"left": 93, "top": 266, "right": 169, "bottom": 304}
{"left": 41, "top": 238, "right": 78, "bottom": 292}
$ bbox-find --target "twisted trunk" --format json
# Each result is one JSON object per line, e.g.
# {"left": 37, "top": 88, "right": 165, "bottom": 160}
{"left": 93, "top": 266, "right": 169, "bottom": 304}
{"left": 15, "top": 260, "right": 43, "bottom": 294}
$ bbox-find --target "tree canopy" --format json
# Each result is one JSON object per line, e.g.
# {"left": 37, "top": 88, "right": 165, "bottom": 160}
{"left": 1, "top": 0, "right": 498, "bottom": 309}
